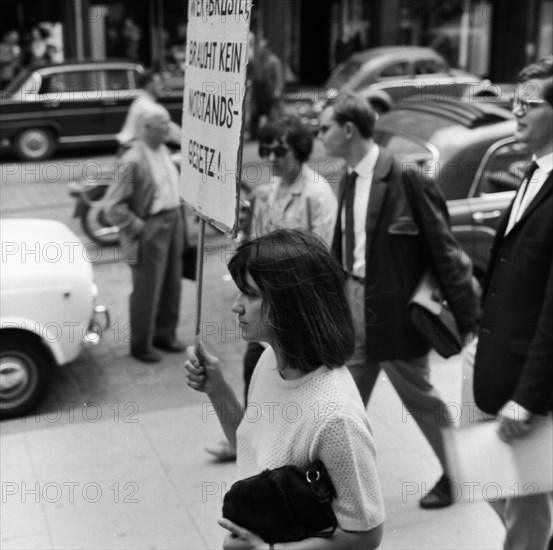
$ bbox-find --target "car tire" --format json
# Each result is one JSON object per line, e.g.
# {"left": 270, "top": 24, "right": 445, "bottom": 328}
{"left": 81, "top": 201, "right": 120, "bottom": 246}
{"left": 0, "top": 335, "right": 52, "bottom": 419}
{"left": 13, "top": 127, "right": 56, "bottom": 161}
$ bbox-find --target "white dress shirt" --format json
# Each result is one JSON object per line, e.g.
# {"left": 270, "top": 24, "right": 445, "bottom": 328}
{"left": 341, "top": 143, "right": 380, "bottom": 278}
{"left": 505, "top": 152, "right": 553, "bottom": 234}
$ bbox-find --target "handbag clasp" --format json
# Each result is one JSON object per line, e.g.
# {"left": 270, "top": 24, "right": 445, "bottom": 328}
{"left": 305, "top": 470, "right": 321, "bottom": 484}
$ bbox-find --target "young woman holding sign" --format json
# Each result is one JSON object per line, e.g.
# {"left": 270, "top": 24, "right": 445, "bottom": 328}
{"left": 185, "top": 228, "right": 384, "bottom": 549}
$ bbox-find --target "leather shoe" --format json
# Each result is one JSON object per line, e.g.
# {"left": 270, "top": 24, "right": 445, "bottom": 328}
{"left": 131, "top": 348, "right": 162, "bottom": 363}
{"left": 419, "top": 474, "right": 454, "bottom": 509}
{"left": 152, "top": 339, "right": 186, "bottom": 353}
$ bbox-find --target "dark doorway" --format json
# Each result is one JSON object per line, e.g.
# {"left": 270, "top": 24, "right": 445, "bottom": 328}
{"left": 299, "top": 0, "right": 331, "bottom": 85}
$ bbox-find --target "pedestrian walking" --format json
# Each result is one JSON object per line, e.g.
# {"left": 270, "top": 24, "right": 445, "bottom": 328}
{"left": 318, "top": 91, "right": 479, "bottom": 509}
{"left": 116, "top": 69, "right": 180, "bottom": 153}
{"left": 0, "top": 30, "right": 21, "bottom": 90}
{"left": 472, "top": 56, "right": 553, "bottom": 550}
{"left": 205, "top": 115, "right": 337, "bottom": 462}
{"left": 105, "top": 104, "right": 186, "bottom": 363}
{"left": 185, "top": 228, "right": 385, "bottom": 549}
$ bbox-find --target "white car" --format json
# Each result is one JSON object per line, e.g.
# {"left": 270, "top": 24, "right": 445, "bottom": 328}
{"left": 0, "top": 218, "right": 109, "bottom": 418}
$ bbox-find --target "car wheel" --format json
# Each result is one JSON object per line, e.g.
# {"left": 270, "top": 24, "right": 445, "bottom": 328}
{"left": 13, "top": 128, "right": 56, "bottom": 161}
{"left": 0, "top": 336, "right": 52, "bottom": 419}
{"left": 81, "top": 201, "right": 120, "bottom": 246}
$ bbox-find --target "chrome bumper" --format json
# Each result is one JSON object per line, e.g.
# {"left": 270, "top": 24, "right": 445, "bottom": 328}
{"left": 83, "top": 305, "right": 111, "bottom": 345}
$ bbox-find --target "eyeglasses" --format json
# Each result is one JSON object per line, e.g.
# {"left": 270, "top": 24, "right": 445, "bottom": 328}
{"left": 511, "top": 98, "right": 549, "bottom": 115}
{"left": 258, "top": 144, "right": 289, "bottom": 158}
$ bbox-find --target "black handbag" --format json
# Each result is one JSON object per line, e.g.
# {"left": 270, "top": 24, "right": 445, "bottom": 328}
{"left": 222, "top": 460, "right": 338, "bottom": 544}
{"left": 407, "top": 269, "right": 462, "bottom": 358}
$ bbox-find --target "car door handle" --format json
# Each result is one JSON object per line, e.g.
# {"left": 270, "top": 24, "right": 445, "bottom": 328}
{"left": 44, "top": 101, "right": 59, "bottom": 108}
{"left": 102, "top": 99, "right": 117, "bottom": 105}
{"left": 472, "top": 210, "right": 501, "bottom": 221}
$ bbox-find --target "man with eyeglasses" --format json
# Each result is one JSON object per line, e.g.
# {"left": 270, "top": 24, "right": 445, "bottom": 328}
{"left": 473, "top": 56, "right": 553, "bottom": 550}
{"left": 318, "top": 91, "right": 479, "bottom": 509}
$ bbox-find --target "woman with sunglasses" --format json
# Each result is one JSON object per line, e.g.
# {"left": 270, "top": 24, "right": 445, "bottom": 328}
{"left": 205, "top": 115, "right": 338, "bottom": 462}
{"left": 185, "top": 228, "right": 385, "bottom": 550}
{"left": 252, "top": 114, "right": 337, "bottom": 245}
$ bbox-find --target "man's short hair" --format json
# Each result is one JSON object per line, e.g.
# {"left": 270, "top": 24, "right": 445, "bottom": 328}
{"left": 517, "top": 56, "right": 553, "bottom": 106}
{"left": 326, "top": 91, "right": 377, "bottom": 139}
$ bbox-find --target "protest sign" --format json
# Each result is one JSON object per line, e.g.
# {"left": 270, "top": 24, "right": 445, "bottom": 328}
{"left": 180, "top": 0, "right": 253, "bottom": 232}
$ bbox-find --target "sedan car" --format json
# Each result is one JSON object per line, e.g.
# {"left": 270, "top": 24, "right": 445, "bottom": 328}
{"left": 374, "top": 100, "right": 529, "bottom": 279}
{"left": 0, "top": 218, "right": 109, "bottom": 418}
{"left": 0, "top": 60, "right": 183, "bottom": 161}
{"left": 295, "top": 45, "right": 511, "bottom": 130}
{"left": 326, "top": 46, "right": 481, "bottom": 109}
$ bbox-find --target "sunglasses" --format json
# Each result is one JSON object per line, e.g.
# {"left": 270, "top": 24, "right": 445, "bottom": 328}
{"left": 258, "top": 144, "right": 289, "bottom": 158}
{"left": 511, "top": 98, "right": 548, "bottom": 115}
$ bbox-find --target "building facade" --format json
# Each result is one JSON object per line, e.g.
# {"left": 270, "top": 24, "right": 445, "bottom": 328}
{"left": 2, "top": 0, "right": 552, "bottom": 86}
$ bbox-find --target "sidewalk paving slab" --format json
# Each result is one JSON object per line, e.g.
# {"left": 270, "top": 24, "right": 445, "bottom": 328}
{"left": 1, "top": 362, "right": 505, "bottom": 550}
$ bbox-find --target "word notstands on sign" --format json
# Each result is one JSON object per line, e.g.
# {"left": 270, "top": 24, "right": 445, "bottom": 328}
{"left": 180, "top": 0, "right": 252, "bottom": 232}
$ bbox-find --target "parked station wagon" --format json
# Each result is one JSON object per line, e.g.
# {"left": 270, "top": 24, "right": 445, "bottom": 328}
{"left": 0, "top": 218, "right": 109, "bottom": 418}
{"left": 0, "top": 60, "right": 183, "bottom": 161}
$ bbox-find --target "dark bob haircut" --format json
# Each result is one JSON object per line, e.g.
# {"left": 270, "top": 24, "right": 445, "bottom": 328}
{"left": 258, "top": 114, "right": 314, "bottom": 163}
{"left": 228, "top": 228, "right": 355, "bottom": 372}
{"left": 325, "top": 91, "right": 376, "bottom": 139}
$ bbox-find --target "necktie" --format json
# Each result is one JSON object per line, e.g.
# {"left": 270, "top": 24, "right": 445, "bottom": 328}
{"left": 344, "top": 171, "right": 357, "bottom": 273}
{"left": 506, "top": 160, "right": 539, "bottom": 233}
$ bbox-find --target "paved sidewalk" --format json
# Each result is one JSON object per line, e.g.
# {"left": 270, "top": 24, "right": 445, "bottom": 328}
{"left": 1, "top": 354, "right": 505, "bottom": 550}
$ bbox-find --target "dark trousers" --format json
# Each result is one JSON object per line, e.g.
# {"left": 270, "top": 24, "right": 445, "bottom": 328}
{"left": 130, "top": 208, "right": 184, "bottom": 352}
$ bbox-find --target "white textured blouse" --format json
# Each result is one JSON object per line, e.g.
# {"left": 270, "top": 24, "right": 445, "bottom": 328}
{"left": 236, "top": 347, "right": 385, "bottom": 532}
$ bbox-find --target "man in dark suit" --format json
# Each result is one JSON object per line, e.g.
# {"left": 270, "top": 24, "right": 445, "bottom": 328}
{"left": 473, "top": 56, "right": 553, "bottom": 549}
{"left": 319, "top": 91, "right": 479, "bottom": 508}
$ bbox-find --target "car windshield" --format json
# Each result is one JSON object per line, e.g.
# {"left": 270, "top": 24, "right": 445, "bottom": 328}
{"left": 2, "top": 69, "right": 34, "bottom": 97}
{"left": 325, "top": 59, "right": 362, "bottom": 90}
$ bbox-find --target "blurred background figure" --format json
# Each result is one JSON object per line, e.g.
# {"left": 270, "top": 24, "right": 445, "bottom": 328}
{"left": 334, "top": 25, "right": 355, "bottom": 66}
{"left": 0, "top": 30, "right": 21, "bottom": 89}
{"left": 26, "top": 26, "right": 50, "bottom": 65}
{"left": 116, "top": 69, "right": 180, "bottom": 153}
{"left": 121, "top": 17, "right": 142, "bottom": 62}
{"left": 249, "top": 38, "right": 283, "bottom": 140}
